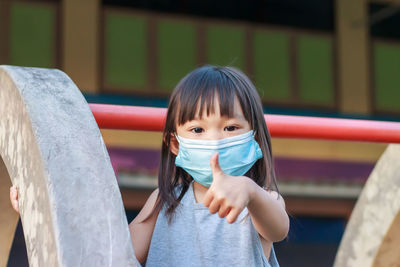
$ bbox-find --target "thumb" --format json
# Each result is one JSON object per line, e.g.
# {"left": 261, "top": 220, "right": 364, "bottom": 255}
{"left": 210, "top": 152, "right": 224, "bottom": 177}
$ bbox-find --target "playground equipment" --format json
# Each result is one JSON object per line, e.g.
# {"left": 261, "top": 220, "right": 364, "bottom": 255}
{"left": 0, "top": 66, "right": 399, "bottom": 266}
{"left": 0, "top": 66, "right": 139, "bottom": 267}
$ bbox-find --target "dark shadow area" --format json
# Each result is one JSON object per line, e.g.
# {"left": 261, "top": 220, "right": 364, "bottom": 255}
{"left": 7, "top": 219, "right": 28, "bottom": 267}
{"left": 103, "top": 0, "right": 335, "bottom": 32}
{"left": 275, "top": 242, "right": 339, "bottom": 267}
{"left": 370, "top": 3, "right": 400, "bottom": 40}
{"left": 274, "top": 215, "right": 345, "bottom": 267}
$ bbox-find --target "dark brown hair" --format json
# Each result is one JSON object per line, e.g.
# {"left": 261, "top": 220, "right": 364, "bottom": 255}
{"left": 150, "top": 65, "right": 279, "bottom": 222}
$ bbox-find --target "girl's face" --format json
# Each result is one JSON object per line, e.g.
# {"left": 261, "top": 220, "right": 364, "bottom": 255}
{"left": 175, "top": 96, "right": 251, "bottom": 141}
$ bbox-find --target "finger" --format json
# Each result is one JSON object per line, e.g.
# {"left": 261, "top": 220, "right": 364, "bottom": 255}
{"left": 210, "top": 152, "right": 223, "bottom": 177}
{"left": 203, "top": 189, "right": 214, "bottom": 208}
{"left": 218, "top": 203, "right": 231, "bottom": 218}
{"left": 10, "top": 186, "right": 20, "bottom": 213}
{"left": 10, "top": 186, "right": 13, "bottom": 201}
{"left": 226, "top": 207, "right": 241, "bottom": 224}
{"left": 208, "top": 198, "right": 221, "bottom": 214}
{"left": 10, "top": 186, "right": 17, "bottom": 200}
{"left": 12, "top": 199, "right": 19, "bottom": 213}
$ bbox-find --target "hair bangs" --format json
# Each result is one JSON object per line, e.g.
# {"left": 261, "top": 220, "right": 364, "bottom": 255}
{"left": 175, "top": 67, "right": 245, "bottom": 125}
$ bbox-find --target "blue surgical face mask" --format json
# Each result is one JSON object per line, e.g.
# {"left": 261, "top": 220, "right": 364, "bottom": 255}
{"left": 175, "top": 130, "right": 263, "bottom": 187}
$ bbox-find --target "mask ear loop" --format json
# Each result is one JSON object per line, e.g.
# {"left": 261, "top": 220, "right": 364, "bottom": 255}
{"left": 174, "top": 133, "right": 181, "bottom": 143}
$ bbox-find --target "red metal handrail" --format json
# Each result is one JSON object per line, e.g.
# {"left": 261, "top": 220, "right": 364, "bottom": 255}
{"left": 89, "top": 103, "right": 400, "bottom": 143}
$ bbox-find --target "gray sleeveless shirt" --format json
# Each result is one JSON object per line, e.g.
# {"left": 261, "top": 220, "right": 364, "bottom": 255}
{"left": 145, "top": 182, "right": 280, "bottom": 267}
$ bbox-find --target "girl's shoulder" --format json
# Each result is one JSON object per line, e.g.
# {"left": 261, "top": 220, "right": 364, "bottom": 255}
{"left": 131, "top": 188, "right": 159, "bottom": 223}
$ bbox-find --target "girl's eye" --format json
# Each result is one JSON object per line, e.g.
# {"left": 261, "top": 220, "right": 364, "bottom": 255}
{"left": 224, "top": 126, "right": 238, "bottom": 132}
{"left": 191, "top": 127, "right": 204, "bottom": 134}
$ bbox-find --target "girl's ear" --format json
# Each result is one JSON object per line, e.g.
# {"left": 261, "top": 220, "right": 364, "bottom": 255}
{"left": 169, "top": 133, "right": 179, "bottom": 155}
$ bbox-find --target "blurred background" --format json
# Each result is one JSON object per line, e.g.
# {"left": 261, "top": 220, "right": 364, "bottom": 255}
{"left": 2, "top": 0, "right": 399, "bottom": 266}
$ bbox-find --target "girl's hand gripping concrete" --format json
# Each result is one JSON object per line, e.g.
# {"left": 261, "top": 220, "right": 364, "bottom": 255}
{"left": 9, "top": 185, "right": 20, "bottom": 214}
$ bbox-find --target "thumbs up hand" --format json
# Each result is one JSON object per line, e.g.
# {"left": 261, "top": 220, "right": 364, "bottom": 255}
{"left": 203, "top": 152, "right": 255, "bottom": 223}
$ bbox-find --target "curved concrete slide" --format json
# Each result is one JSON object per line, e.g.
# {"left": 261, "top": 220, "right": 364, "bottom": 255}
{"left": 0, "top": 65, "right": 140, "bottom": 267}
{"left": 334, "top": 144, "right": 400, "bottom": 267}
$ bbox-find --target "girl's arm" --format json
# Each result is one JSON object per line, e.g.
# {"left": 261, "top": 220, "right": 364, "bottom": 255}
{"left": 129, "top": 188, "right": 160, "bottom": 264}
{"left": 246, "top": 185, "right": 289, "bottom": 242}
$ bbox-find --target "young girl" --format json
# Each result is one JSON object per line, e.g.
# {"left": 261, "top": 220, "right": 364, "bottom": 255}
{"left": 129, "top": 65, "right": 288, "bottom": 266}
{"left": 11, "top": 65, "right": 289, "bottom": 266}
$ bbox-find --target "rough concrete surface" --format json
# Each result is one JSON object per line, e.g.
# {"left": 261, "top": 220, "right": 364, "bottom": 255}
{"left": 0, "top": 65, "right": 139, "bottom": 267}
{"left": 334, "top": 144, "right": 400, "bottom": 267}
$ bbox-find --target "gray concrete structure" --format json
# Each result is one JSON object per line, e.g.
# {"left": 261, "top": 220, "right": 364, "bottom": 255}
{"left": 0, "top": 66, "right": 139, "bottom": 266}
{"left": 334, "top": 144, "right": 400, "bottom": 267}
